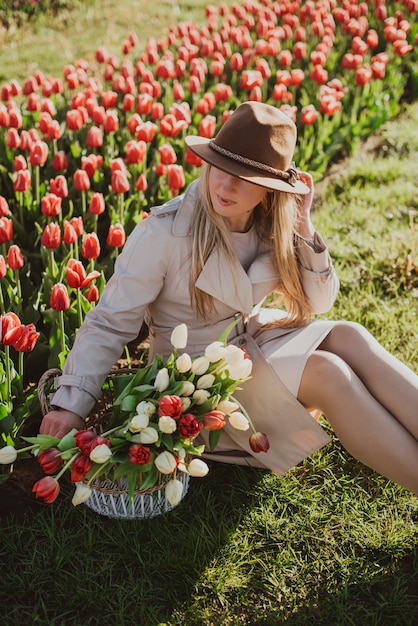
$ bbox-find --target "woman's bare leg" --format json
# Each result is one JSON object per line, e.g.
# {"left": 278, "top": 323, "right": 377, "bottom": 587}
{"left": 318, "top": 321, "right": 418, "bottom": 438}
{"left": 298, "top": 348, "right": 418, "bottom": 495}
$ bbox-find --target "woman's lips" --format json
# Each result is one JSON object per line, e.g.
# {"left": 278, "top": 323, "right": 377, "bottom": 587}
{"left": 216, "top": 193, "right": 235, "bottom": 206}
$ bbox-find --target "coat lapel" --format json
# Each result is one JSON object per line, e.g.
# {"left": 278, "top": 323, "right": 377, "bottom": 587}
{"left": 172, "top": 180, "right": 279, "bottom": 313}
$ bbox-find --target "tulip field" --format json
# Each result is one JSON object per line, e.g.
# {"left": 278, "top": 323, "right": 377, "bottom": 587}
{"left": 0, "top": 0, "right": 417, "bottom": 624}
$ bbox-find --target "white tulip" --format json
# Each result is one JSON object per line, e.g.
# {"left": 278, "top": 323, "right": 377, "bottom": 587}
{"left": 171, "top": 324, "right": 188, "bottom": 349}
{"left": 228, "top": 411, "right": 250, "bottom": 431}
{"left": 180, "top": 381, "right": 195, "bottom": 396}
{"left": 165, "top": 478, "right": 184, "bottom": 506}
{"left": 176, "top": 353, "right": 192, "bottom": 373}
{"left": 155, "top": 450, "right": 177, "bottom": 474}
{"left": 216, "top": 399, "right": 239, "bottom": 414}
{"left": 90, "top": 444, "right": 112, "bottom": 464}
{"left": 181, "top": 397, "right": 191, "bottom": 411}
{"left": 191, "top": 356, "right": 210, "bottom": 375}
{"left": 205, "top": 341, "right": 226, "bottom": 362}
{"left": 158, "top": 415, "right": 177, "bottom": 434}
{"left": 196, "top": 373, "right": 215, "bottom": 389}
{"left": 0, "top": 445, "right": 18, "bottom": 464}
{"left": 224, "top": 344, "right": 245, "bottom": 367}
{"left": 135, "top": 401, "right": 156, "bottom": 417}
{"left": 138, "top": 426, "right": 159, "bottom": 444}
{"left": 154, "top": 367, "right": 170, "bottom": 392}
{"left": 128, "top": 413, "right": 149, "bottom": 433}
{"left": 227, "top": 359, "right": 253, "bottom": 380}
{"left": 71, "top": 483, "right": 92, "bottom": 506}
{"left": 192, "top": 389, "right": 210, "bottom": 405}
{"left": 188, "top": 458, "right": 209, "bottom": 477}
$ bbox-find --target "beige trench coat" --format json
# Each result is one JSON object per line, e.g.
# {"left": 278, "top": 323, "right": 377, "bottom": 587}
{"left": 52, "top": 180, "right": 339, "bottom": 474}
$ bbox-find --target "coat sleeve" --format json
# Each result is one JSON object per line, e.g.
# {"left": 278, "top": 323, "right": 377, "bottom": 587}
{"left": 296, "top": 232, "right": 340, "bottom": 314}
{"left": 51, "top": 213, "right": 175, "bottom": 418}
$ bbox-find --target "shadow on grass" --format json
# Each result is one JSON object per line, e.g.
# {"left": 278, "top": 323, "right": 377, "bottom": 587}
{"left": 0, "top": 460, "right": 266, "bottom": 625}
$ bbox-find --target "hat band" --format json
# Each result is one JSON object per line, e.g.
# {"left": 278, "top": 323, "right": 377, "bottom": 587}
{"left": 209, "top": 141, "right": 298, "bottom": 186}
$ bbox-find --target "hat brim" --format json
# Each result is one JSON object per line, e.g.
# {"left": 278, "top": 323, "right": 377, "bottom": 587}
{"left": 185, "top": 135, "right": 309, "bottom": 195}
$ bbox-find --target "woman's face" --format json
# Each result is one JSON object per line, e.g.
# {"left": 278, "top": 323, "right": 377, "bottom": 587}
{"left": 208, "top": 166, "right": 267, "bottom": 232}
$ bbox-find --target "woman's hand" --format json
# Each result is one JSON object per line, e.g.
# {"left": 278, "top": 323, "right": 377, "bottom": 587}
{"left": 39, "top": 409, "right": 84, "bottom": 439}
{"left": 297, "top": 170, "right": 316, "bottom": 240}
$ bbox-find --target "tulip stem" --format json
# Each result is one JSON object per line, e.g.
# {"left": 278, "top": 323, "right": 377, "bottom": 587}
{"left": 59, "top": 310, "right": 66, "bottom": 356}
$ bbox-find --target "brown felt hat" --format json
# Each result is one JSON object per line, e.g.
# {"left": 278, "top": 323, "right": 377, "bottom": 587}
{"left": 185, "top": 101, "right": 309, "bottom": 194}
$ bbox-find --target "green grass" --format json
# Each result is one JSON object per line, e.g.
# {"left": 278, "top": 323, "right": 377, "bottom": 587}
{"left": 0, "top": 3, "right": 418, "bottom": 625}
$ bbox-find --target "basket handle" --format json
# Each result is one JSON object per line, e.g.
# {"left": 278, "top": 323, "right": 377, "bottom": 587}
{"left": 37, "top": 368, "right": 62, "bottom": 417}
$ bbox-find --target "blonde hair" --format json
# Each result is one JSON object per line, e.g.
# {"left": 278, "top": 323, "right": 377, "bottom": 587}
{"left": 189, "top": 164, "right": 313, "bottom": 327}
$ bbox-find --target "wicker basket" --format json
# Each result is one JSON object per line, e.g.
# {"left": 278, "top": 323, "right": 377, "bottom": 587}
{"left": 38, "top": 368, "right": 190, "bottom": 519}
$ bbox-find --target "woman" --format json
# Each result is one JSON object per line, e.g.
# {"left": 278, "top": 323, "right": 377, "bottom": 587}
{"left": 40, "top": 101, "right": 418, "bottom": 494}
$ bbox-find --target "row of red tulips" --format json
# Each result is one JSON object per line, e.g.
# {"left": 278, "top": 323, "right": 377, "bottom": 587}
{"left": 0, "top": 0, "right": 417, "bottom": 451}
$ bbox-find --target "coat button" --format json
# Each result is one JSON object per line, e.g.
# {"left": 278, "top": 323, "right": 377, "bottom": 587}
{"left": 238, "top": 337, "right": 247, "bottom": 347}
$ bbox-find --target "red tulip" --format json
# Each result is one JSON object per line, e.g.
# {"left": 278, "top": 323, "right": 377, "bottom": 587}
{"left": 66, "top": 109, "right": 84, "bottom": 131}
{"left": 6, "top": 128, "right": 20, "bottom": 148}
{"left": 202, "top": 411, "right": 226, "bottom": 431}
{"left": 178, "top": 413, "right": 201, "bottom": 438}
{"left": 68, "top": 216, "right": 84, "bottom": 237}
{"left": 249, "top": 432, "right": 270, "bottom": 453}
{"left": 29, "top": 141, "right": 48, "bottom": 165}
{"left": 0, "top": 106, "right": 10, "bottom": 127}
{"left": 355, "top": 65, "right": 372, "bottom": 86}
{"left": 103, "top": 110, "right": 119, "bottom": 133}
{"left": 81, "top": 154, "right": 100, "bottom": 179}
{"left": 7, "top": 244, "right": 24, "bottom": 270}
{"left": 49, "top": 175, "right": 68, "bottom": 198}
{"left": 151, "top": 102, "right": 164, "bottom": 120}
{"left": 198, "top": 114, "right": 216, "bottom": 139}
{"left": 63, "top": 221, "right": 78, "bottom": 245}
{"left": 106, "top": 223, "right": 126, "bottom": 248}
{"left": 70, "top": 453, "right": 93, "bottom": 482}
{"left": 5, "top": 322, "right": 39, "bottom": 352}
{"left": 81, "top": 233, "right": 100, "bottom": 259}
{"left": 160, "top": 114, "right": 188, "bottom": 138}
{"left": 122, "top": 93, "right": 135, "bottom": 112}
{"left": 101, "top": 90, "right": 118, "bottom": 108}
{"left": 13, "top": 169, "right": 31, "bottom": 192}
{"left": 14, "top": 154, "right": 27, "bottom": 171}
{"left": 125, "top": 140, "right": 146, "bottom": 164}
{"left": 88, "top": 192, "right": 105, "bottom": 215}
{"left": 37, "top": 448, "right": 63, "bottom": 474}
{"left": 135, "top": 173, "right": 148, "bottom": 192}
{"left": 50, "top": 283, "right": 70, "bottom": 311}
{"left": 214, "top": 83, "right": 232, "bottom": 102}
{"left": 136, "top": 121, "right": 157, "bottom": 143}
{"left": 158, "top": 395, "right": 183, "bottom": 419}
{"left": 86, "top": 125, "right": 103, "bottom": 148}
{"left": 111, "top": 170, "right": 130, "bottom": 194}
{"left": 53, "top": 150, "right": 68, "bottom": 172}
{"left": 158, "top": 143, "right": 177, "bottom": 165}
{"left": 66, "top": 259, "right": 100, "bottom": 289}
{"left": 20, "top": 129, "right": 34, "bottom": 150}
{"left": 136, "top": 93, "right": 154, "bottom": 115}
{"left": 41, "top": 193, "right": 62, "bottom": 217}
{"left": 167, "top": 164, "right": 185, "bottom": 195}
{"left": 185, "top": 148, "right": 203, "bottom": 167}
{"left": 128, "top": 444, "right": 151, "bottom": 466}
{"left": 0, "top": 255, "right": 6, "bottom": 279}
{"left": 85, "top": 284, "right": 99, "bottom": 303}
{"left": 41, "top": 223, "right": 61, "bottom": 249}
{"left": 300, "top": 105, "right": 319, "bottom": 125}
{"left": 73, "top": 169, "right": 90, "bottom": 192}
{"left": 1, "top": 312, "right": 21, "bottom": 343}
{"left": 0, "top": 217, "right": 13, "bottom": 244}
{"left": 8, "top": 108, "right": 22, "bottom": 129}
{"left": 0, "top": 196, "right": 10, "bottom": 216}
{"left": 32, "top": 476, "right": 60, "bottom": 503}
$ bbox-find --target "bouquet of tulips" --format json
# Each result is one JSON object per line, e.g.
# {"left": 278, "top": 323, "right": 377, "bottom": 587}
{"left": 1, "top": 321, "right": 269, "bottom": 510}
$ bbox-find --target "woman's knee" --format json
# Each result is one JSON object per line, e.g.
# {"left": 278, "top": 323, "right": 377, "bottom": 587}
{"left": 320, "top": 320, "right": 374, "bottom": 353}
{"left": 298, "top": 350, "right": 353, "bottom": 408}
